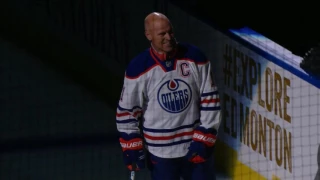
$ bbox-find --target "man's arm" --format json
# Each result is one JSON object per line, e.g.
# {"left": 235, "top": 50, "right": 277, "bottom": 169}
{"left": 116, "top": 72, "right": 146, "bottom": 170}
{"left": 116, "top": 74, "right": 143, "bottom": 135}
{"left": 186, "top": 60, "right": 221, "bottom": 163}
{"left": 198, "top": 60, "right": 221, "bottom": 132}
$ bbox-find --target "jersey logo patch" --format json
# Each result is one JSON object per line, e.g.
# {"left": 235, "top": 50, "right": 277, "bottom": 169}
{"left": 180, "top": 62, "right": 191, "bottom": 77}
{"left": 157, "top": 79, "right": 192, "bottom": 113}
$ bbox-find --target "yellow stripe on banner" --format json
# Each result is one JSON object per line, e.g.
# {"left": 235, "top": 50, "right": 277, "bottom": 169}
{"left": 233, "top": 160, "right": 266, "bottom": 180}
{"left": 214, "top": 140, "right": 267, "bottom": 180}
{"left": 272, "top": 175, "right": 281, "bottom": 180}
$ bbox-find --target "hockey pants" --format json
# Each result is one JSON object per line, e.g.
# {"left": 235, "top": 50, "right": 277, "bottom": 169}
{"left": 147, "top": 152, "right": 216, "bottom": 180}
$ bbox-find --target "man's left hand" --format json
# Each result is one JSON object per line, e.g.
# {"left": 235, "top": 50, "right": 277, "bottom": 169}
{"left": 186, "top": 127, "right": 217, "bottom": 163}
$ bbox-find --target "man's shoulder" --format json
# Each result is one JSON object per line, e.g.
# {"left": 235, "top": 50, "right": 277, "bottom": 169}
{"left": 129, "top": 48, "right": 150, "bottom": 64}
{"left": 178, "top": 43, "right": 208, "bottom": 64}
{"left": 125, "top": 48, "right": 155, "bottom": 78}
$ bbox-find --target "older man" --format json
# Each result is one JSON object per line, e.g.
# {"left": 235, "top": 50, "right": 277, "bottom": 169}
{"left": 116, "top": 12, "right": 221, "bottom": 180}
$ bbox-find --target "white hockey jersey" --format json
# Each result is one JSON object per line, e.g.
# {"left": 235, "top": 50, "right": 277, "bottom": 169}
{"left": 116, "top": 43, "right": 221, "bottom": 158}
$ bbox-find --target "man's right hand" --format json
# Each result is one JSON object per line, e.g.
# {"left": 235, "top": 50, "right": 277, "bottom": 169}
{"left": 119, "top": 133, "right": 145, "bottom": 171}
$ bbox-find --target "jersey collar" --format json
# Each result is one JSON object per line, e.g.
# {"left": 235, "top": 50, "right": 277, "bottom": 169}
{"left": 150, "top": 44, "right": 177, "bottom": 61}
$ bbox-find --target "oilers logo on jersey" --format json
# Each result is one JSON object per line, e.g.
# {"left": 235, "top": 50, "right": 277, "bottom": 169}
{"left": 157, "top": 79, "right": 192, "bottom": 113}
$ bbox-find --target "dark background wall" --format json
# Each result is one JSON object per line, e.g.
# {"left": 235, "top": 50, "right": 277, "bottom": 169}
{"left": 170, "top": 0, "right": 319, "bottom": 57}
{"left": 0, "top": 0, "right": 316, "bottom": 179}
{"left": 0, "top": 37, "right": 138, "bottom": 180}
{"left": 0, "top": 0, "right": 163, "bottom": 179}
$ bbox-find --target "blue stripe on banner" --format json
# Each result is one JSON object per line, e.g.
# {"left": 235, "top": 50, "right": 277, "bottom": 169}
{"left": 116, "top": 119, "right": 138, "bottom": 123}
{"left": 201, "top": 91, "right": 218, "bottom": 97}
{"left": 226, "top": 29, "right": 320, "bottom": 89}
{"left": 145, "top": 139, "right": 192, "bottom": 147}
{"left": 143, "top": 119, "right": 200, "bottom": 133}
{"left": 200, "top": 107, "right": 221, "bottom": 111}
{"left": 117, "top": 105, "right": 142, "bottom": 112}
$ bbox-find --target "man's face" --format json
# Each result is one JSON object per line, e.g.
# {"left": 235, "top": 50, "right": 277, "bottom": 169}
{"left": 147, "top": 19, "right": 176, "bottom": 53}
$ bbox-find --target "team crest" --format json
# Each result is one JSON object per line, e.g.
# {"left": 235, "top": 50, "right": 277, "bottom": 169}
{"left": 157, "top": 79, "right": 192, "bottom": 113}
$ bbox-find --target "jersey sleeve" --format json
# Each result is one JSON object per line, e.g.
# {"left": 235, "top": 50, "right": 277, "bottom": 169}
{"left": 116, "top": 72, "right": 145, "bottom": 135}
{"left": 199, "top": 61, "right": 221, "bottom": 132}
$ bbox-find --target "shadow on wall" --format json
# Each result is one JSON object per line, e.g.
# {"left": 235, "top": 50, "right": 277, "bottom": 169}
{"left": 17, "top": 0, "right": 168, "bottom": 66}
{"left": 0, "top": 0, "right": 171, "bottom": 179}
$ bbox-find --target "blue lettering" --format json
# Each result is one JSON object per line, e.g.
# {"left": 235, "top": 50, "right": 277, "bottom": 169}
{"left": 173, "top": 91, "right": 179, "bottom": 111}
{"left": 160, "top": 88, "right": 189, "bottom": 112}
{"left": 168, "top": 93, "right": 175, "bottom": 111}
{"left": 178, "top": 90, "right": 185, "bottom": 107}
{"left": 161, "top": 94, "right": 168, "bottom": 108}
{"left": 184, "top": 89, "right": 189, "bottom": 103}
{"left": 166, "top": 93, "right": 171, "bottom": 110}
